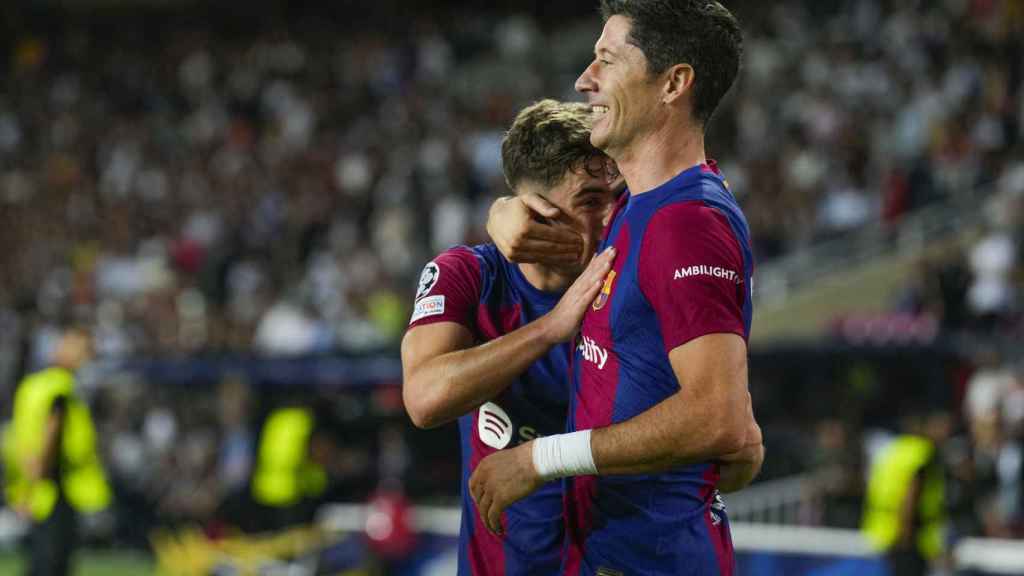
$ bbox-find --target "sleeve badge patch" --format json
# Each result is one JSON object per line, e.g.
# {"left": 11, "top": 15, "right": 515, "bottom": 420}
{"left": 410, "top": 295, "right": 445, "bottom": 323}
{"left": 416, "top": 262, "right": 440, "bottom": 300}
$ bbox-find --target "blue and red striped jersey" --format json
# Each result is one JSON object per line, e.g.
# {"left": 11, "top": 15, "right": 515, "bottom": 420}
{"left": 407, "top": 243, "right": 569, "bottom": 576}
{"left": 564, "top": 162, "right": 754, "bottom": 576}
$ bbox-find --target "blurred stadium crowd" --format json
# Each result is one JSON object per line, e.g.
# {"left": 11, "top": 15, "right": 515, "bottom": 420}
{"left": 0, "top": 0, "right": 1023, "bottom": 556}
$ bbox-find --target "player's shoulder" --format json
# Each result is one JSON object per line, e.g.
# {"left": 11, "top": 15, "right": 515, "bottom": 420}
{"left": 465, "top": 242, "right": 506, "bottom": 266}
{"left": 647, "top": 198, "right": 736, "bottom": 240}
{"left": 638, "top": 196, "right": 745, "bottom": 275}
{"left": 426, "top": 244, "right": 494, "bottom": 277}
{"left": 413, "top": 245, "right": 476, "bottom": 300}
{"left": 648, "top": 168, "right": 746, "bottom": 235}
{"left": 418, "top": 243, "right": 506, "bottom": 297}
{"left": 432, "top": 243, "right": 505, "bottom": 266}
{"left": 431, "top": 244, "right": 479, "bottom": 266}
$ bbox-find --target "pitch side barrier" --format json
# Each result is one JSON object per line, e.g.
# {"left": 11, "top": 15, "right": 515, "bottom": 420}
{"left": 111, "top": 351, "right": 404, "bottom": 389}
{"left": 318, "top": 503, "right": 1024, "bottom": 576}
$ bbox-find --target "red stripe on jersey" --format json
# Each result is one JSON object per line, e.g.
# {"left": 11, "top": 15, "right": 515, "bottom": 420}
{"left": 476, "top": 302, "right": 522, "bottom": 341}
{"left": 564, "top": 222, "right": 632, "bottom": 571}
{"left": 701, "top": 465, "right": 733, "bottom": 576}
{"left": 700, "top": 463, "right": 721, "bottom": 500}
{"left": 468, "top": 410, "right": 507, "bottom": 576}
{"left": 563, "top": 475, "right": 598, "bottom": 576}
{"left": 703, "top": 510, "right": 733, "bottom": 576}
{"left": 572, "top": 219, "right": 629, "bottom": 432}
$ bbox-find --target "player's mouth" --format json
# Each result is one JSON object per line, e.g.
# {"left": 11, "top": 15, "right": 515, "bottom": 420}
{"left": 591, "top": 105, "right": 609, "bottom": 117}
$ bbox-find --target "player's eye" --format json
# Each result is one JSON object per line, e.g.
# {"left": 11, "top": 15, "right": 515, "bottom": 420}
{"left": 599, "top": 59, "right": 612, "bottom": 66}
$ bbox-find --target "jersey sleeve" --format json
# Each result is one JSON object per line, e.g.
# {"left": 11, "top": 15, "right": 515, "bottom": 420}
{"left": 639, "top": 201, "right": 746, "bottom": 352}
{"left": 407, "top": 246, "right": 482, "bottom": 331}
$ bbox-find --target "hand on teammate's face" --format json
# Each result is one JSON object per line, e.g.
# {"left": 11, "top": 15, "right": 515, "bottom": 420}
{"left": 487, "top": 194, "right": 584, "bottom": 266}
{"left": 468, "top": 441, "right": 543, "bottom": 536}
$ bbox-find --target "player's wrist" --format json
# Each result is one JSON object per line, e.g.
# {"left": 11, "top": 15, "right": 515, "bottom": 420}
{"left": 535, "top": 313, "right": 565, "bottom": 347}
{"left": 531, "top": 430, "right": 597, "bottom": 481}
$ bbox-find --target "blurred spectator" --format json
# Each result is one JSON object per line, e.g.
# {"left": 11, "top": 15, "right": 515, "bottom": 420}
{"left": 1, "top": 0, "right": 1021, "bottom": 364}
{"left": 862, "top": 409, "right": 953, "bottom": 576}
{"left": 963, "top": 353, "right": 1024, "bottom": 537}
{"left": 217, "top": 375, "right": 254, "bottom": 494}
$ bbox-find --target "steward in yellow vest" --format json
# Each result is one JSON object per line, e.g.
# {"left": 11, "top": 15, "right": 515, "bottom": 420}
{"left": 862, "top": 412, "right": 951, "bottom": 576}
{"left": 249, "top": 405, "right": 327, "bottom": 531}
{"left": 3, "top": 329, "right": 111, "bottom": 576}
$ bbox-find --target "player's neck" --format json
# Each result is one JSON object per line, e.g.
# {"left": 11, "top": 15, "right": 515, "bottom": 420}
{"left": 615, "top": 124, "right": 705, "bottom": 195}
{"left": 519, "top": 263, "right": 574, "bottom": 293}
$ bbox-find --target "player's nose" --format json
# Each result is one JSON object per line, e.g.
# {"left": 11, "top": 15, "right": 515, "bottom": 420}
{"left": 575, "top": 62, "right": 598, "bottom": 94}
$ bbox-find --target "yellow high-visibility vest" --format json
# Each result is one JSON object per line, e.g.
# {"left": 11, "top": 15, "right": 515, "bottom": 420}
{"left": 251, "top": 407, "right": 327, "bottom": 507}
{"left": 862, "top": 435, "right": 945, "bottom": 559}
{"left": 3, "top": 367, "right": 111, "bottom": 521}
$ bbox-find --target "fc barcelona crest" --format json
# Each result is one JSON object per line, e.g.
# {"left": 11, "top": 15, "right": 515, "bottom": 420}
{"left": 592, "top": 270, "right": 616, "bottom": 311}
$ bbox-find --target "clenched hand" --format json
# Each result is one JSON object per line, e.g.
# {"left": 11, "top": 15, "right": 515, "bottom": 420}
{"left": 469, "top": 441, "right": 544, "bottom": 536}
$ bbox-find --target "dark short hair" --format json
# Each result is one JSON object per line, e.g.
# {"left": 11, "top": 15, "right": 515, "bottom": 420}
{"left": 600, "top": 0, "right": 743, "bottom": 126}
{"left": 501, "top": 99, "right": 606, "bottom": 191}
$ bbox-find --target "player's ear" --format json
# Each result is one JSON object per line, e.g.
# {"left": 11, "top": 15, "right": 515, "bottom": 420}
{"left": 662, "top": 63, "right": 695, "bottom": 105}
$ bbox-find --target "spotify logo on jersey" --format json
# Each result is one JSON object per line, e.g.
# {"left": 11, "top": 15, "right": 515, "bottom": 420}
{"left": 477, "top": 402, "right": 513, "bottom": 449}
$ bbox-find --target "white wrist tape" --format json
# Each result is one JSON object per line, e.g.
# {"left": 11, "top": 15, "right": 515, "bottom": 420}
{"left": 532, "top": 430, "right": 597, "bottom": 481}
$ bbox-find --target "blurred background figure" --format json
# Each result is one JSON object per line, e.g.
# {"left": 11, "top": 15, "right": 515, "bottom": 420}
{"left": 3, "top": 328, "right": 111, "bottom": 576}
{"left": 248, "top": 401, "right": 327, "bottom": 531}
{"left": 862, "top": 408, "right": 953, "bottom": 576}
{"left": 241, "top": 394, "right": 371, "bottom": 533}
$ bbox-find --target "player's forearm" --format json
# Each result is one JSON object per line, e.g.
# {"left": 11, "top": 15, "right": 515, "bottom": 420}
{"left": 590, "top": 392, "right": 749, "bottom": 475}
{"left": 588, "top": 337, "right": 753, "bottom": 475}
{"left": 405, "top": 319, "right": 559, "bottom": 429}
